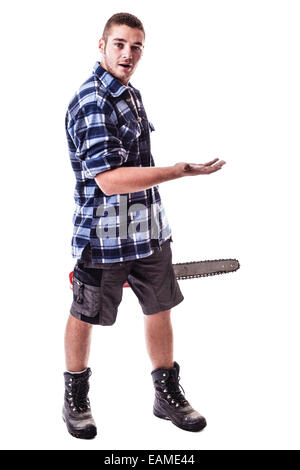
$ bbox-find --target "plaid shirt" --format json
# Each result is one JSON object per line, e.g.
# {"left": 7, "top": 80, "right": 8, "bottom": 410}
{"left": 65, "top": 61, "right": 172, "bottom": 263}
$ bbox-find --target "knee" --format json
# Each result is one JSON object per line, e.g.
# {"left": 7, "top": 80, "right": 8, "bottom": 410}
{"left": 144, "top": 309, "right": 171, "bottom": 322}
{"left": 68, "top": 313, "right": 93, "bottom": 330}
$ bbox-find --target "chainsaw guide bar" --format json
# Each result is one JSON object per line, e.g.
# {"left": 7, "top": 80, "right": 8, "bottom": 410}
{"left": 173, "top": 259, "right": 240, "bottom": 280}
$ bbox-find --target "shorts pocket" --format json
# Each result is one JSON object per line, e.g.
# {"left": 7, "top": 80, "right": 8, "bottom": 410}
{"left": 72, "top": 276, "right": 102, "bottom": 318}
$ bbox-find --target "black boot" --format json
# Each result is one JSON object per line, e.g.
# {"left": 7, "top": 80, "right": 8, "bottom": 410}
{"left": 62, "top": 368, "right": 97, "bottom": 439}
{"left": 151, "top": 361, "right": 207, "bottom": 432}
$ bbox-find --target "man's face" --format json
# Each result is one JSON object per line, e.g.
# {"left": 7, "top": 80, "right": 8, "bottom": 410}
{"left": 99, "top": 24, "right": 144, "bottom": 86}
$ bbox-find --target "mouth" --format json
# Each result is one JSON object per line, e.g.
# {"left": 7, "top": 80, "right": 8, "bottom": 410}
{"left": 119, "top": 63, "right": 132, "bottom": 70}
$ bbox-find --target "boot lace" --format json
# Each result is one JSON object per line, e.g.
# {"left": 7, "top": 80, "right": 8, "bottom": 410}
{"left": 165, "top": 375, "right": 188, "bottom": 407}
{"left": 68, "top": 377, "right": 90, "bottom": 412}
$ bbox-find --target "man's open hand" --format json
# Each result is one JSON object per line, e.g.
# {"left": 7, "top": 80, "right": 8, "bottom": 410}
{"left": 174, "top": 158, "right": 226, "bottom": 177}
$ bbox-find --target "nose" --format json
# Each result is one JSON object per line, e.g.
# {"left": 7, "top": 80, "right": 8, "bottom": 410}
{"left": 122, "top": 44, "right": 132, "bottom": 60}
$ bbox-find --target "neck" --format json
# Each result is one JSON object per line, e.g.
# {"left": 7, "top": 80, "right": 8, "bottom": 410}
{"left": 100, "top": 61, "right": 129, "bottom": 86}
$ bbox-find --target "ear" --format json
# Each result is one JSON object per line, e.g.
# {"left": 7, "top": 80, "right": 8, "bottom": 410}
{"left": 98, "top": 38, "right": 105, "bottom": 55}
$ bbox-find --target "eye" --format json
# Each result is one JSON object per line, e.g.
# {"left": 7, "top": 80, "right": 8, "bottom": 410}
{"left": 115, "top": 43, "right": 123, "bottom": 48}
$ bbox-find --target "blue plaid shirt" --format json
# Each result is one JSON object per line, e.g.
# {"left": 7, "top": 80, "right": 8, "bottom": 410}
{"left": 65, "top": 61, "right": 172, "bottom": 263}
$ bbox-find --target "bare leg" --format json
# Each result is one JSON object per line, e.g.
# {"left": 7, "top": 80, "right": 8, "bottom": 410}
{"left": 144, "top": 309, "right": 174, "bottom": 370}
{"left": 64, "top": 314, "right": 93, "bottom": 372}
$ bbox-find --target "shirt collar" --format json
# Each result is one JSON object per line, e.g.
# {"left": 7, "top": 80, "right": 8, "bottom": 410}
{"left": 93, "top": 61, "right": 138, "bottom": 98}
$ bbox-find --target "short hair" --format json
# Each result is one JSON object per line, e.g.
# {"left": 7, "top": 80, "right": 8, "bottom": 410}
{"left": 102, "top": 12, "right": 145, "bottom": 42}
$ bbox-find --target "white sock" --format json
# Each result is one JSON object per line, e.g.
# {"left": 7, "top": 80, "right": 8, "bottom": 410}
{"left": 66, "top": 368, "right": 87, "bottom": 374}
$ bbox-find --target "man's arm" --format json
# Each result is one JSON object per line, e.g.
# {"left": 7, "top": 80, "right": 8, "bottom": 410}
{"left": 95, "top": 158, "right": 226, "bottom": 195}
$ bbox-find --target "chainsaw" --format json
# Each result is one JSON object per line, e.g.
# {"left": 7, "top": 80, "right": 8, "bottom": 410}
{"left": 69, "top": 258, "right": 240, "bottom": 288}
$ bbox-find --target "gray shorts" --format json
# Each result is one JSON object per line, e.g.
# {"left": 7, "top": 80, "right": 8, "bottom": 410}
{"left": 70, "top": 239, "right": 184, "bottom": 326}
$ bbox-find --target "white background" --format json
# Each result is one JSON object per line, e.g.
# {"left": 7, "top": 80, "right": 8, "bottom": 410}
{"left": 1, "top": 0, "right": 299, "bottom": 450}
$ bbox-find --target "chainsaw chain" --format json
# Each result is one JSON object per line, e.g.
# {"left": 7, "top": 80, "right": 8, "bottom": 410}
{"left": 174, "top": 258, "right": 240, "bottom": 280}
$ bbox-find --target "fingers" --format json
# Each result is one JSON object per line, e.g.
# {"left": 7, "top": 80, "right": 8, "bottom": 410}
{"left": 204, "top": 161, "right": 226, "bottom": 173}
{"left": 215, "top": 160, "right": 226, "bottom": 168}
{"left": 203, "top": 158, "right": 220, "bottom": 166}
{"left": 205, "top": 160, "right": 226, "bottom": 171}
{"left": 207, "top": 164, "right": 224, "bottom": 173}
{"left": 204, "top": 158, "right": 227, "bottom": 167}
{"left": 189, "top": 161, "right": 226, "bottom": 170}
{"left": 182, "top": 159, "right": 226, "bottom": 177}
{"left": 188, "top": 159, "right": 226, "bottom": 168}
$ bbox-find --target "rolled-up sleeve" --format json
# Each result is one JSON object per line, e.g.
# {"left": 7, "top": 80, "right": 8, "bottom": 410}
{"left": 68, "top": 101, "right": 128, "bottom": 179}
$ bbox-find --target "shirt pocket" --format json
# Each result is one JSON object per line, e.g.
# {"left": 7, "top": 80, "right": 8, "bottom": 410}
{"left": 119, "top": 119, "right": 141, "bottom": 148}
{"left": 148, "top": 121, "right": 155, "bottom": 132}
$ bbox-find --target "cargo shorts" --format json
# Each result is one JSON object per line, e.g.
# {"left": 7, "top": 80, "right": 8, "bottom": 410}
{"left": 70, "top": 238, "right": 184, "bottom": 326}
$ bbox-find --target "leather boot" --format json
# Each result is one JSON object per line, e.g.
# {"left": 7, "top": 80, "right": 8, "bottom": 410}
{"left": 151, "top": 361, "right": 207, "bottom": 432}
{"left": 62, "top": 368, "right": 97, "bottom": 439}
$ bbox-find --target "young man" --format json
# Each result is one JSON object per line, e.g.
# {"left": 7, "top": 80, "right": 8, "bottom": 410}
{"left": 64, "top": 12, "right": 225, "bottom": 439}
